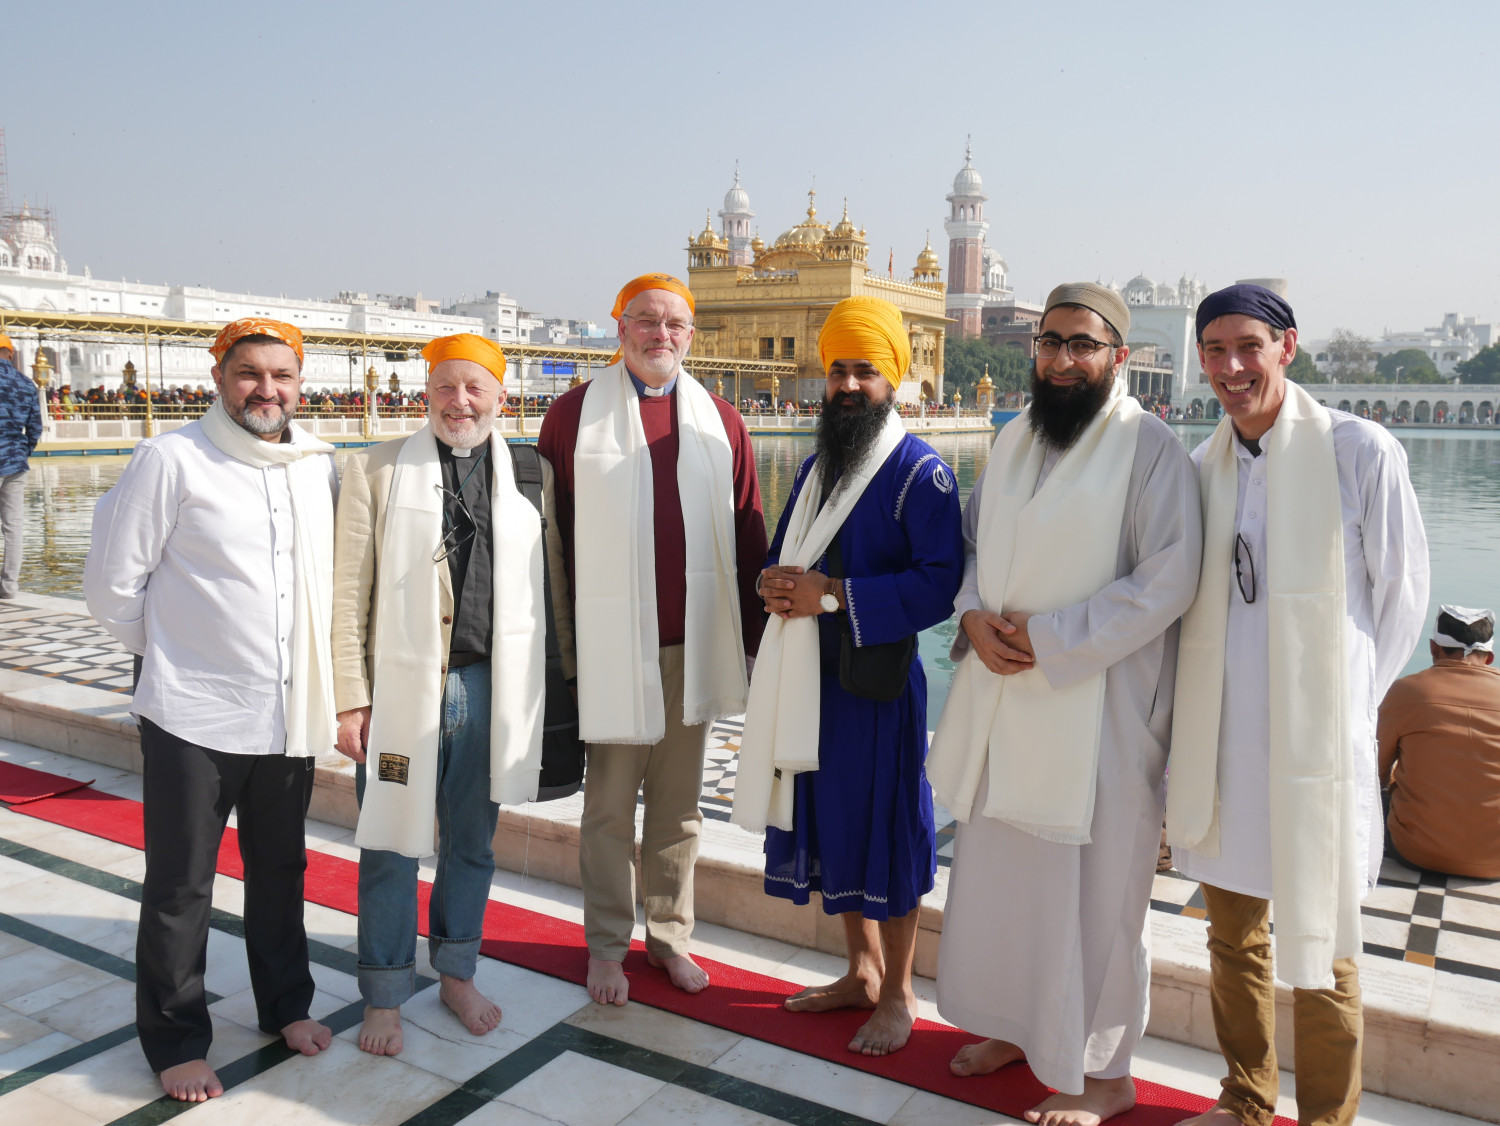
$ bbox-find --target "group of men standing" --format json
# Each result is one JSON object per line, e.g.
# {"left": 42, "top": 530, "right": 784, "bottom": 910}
{"left": 82, "top": 271, "right": 1428, "bottom": 1126}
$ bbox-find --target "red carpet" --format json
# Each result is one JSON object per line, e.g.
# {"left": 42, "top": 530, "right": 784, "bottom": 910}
{"left": 3, "top": 764, "right": 1292, "bottom": 1125}
{"left": 0, "top": 760, "right": 94, "bottom": 805}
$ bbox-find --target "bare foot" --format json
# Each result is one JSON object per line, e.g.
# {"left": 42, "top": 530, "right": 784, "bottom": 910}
{"left": 1173, "top": 1109, "right": 1245, "bottom": 1126}
{"left": 850, "top": 993, "right": 917, "bottom": 1056}
{"left": 1025, "top": 1076, "right": 1137, "bottom": 1126}
{"left": 646, "top": 951, "right": 710, "bottom": 994}
{"left": 784, "top": 971, "right": 879, "bottom": 1013}
{"left": 159, "top": 1059, "right": 223, "bottom": 1102}
{"left": 358, "top": 1005, "right": 403, "bottom": 1055}
{"left": 281, "top": 1017, "right": 332, "bottom": 1056}
{"left": 951, "top": 1037, "right": 1026, "bottom": 1076}
{"left": 440, "top": 975, "right": 502, "bottom": 1035}
{"left": 588, "top": 956, "right": 629, "bottom": 1006}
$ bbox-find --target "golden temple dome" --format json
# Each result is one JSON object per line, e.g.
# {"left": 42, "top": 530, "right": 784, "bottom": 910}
{"left": 693, "top": 210, "right": 724, "bottom": 248}
{"left": 916, "top": 236, "right": 940, "bottom": 273}
{"left": 830, "top": 199, "right": 858, "bottom": 239}
{"left": 774, "top": 187, "right": 829, "bottom": 248}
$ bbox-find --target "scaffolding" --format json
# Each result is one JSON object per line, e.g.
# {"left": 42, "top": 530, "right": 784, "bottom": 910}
{"left": 0, "top": 127, "right": 59, "bottom": 258}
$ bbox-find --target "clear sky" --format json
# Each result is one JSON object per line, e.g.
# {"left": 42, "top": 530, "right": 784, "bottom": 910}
{"left": 7, "top": 0, "right": 1497, "bottom": 340}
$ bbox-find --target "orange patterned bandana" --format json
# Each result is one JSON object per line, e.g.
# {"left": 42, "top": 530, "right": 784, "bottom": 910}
{"left": 421, "top": 333, "right": 507, "bottom": 382}
{"left": 209, "top": 317, "right": 305, "bottom": 365}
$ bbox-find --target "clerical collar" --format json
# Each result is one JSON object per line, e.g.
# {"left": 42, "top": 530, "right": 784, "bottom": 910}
{"left": 1235, "top": 432, "right": 1263, "bottom": 458}
{"left": 627, "top": 368, "right": 677, "bottom": 398}
{"left": 440, "top": 440, "right": 478, "bottom": 459}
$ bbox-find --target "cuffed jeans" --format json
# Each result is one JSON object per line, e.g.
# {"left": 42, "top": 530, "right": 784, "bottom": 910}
{"left": 1200, "top": 882, "right": 1363, "bottom": 1126}
{"left": 0, "top": 469, "right": 26, "bottom": 597}
{"left": 356, "top": 661, "right": 498, "bottom": 1009}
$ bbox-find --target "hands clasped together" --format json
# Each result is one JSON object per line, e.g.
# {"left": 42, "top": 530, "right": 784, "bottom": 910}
{"left": 960, "top": 609, "right": 1036, "bottom": 676}
{"left": 758, "top": 564, "right": 844, "bottom": 619}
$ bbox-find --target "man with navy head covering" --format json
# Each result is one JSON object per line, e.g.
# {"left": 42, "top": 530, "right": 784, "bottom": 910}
{"left": 1166, "top": 284, "right": 1429, "bottom": 1126}
{"left": 1377, "top": 605, "right": 1500, "bottom": 880}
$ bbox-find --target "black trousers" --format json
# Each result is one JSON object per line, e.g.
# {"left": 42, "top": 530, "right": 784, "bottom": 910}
{"left": 136, "top": 717, "right": 316, "bottom": 1071}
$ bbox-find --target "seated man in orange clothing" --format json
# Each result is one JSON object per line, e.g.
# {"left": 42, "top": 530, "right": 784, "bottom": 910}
{"left": 1378, "top": 605, "right": 1500, "bottom": 879}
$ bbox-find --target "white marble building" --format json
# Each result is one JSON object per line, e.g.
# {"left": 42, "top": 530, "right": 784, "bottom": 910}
{"left": 1304, "top": 313, "right": 1497, "bottom": 379}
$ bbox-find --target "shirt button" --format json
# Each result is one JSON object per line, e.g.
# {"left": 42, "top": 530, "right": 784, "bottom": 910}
{"left": 442, "top": 615, "right": 452, "bottom": 625}
{"left": 1249, "top": 511, "right": 1258, "bottom": 519}
{"left": 1253, "top": 478, "right": 1262, "bottom": 486}
{"left": 440, "top": 665, "right": 448, "bottom": 675}
{"left": 282, "top": 679, "right": 289, "bottom": 686}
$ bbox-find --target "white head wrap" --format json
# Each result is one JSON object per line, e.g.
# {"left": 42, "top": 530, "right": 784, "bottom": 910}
{"left": 1433, "top": 604, "right": 1495, "bottom": 654}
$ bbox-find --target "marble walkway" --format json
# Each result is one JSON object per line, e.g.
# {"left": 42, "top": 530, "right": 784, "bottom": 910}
{"left": 0, "top": 738, "right": 1485, "bottom": 1126}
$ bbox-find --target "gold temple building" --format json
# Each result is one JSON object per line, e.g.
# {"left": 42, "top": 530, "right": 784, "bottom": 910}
{"left": 685, "top": 185, "right": 947, "bottom": 405}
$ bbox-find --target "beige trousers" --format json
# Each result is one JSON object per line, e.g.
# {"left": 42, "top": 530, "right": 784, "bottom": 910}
{"left": 579, "top": 645, "right": 709, "bottom": 961}
{"left": 1200, "top": 882, "right": 1363, "bottom": 1126}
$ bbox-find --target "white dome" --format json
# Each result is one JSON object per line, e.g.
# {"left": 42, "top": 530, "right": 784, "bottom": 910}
{"left": 721, "top": 169, "right": 753, "bottom": 217}
{"left": 952, "top": 159, "right": 983, "bottom": 197}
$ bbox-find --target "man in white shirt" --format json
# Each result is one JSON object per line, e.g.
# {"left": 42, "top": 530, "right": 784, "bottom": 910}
{"left": 1167, "top": 286, "right": 1429, "bottom": 1126}
{"left": 85, "top": 318, "right": 339, "bottom": 1103}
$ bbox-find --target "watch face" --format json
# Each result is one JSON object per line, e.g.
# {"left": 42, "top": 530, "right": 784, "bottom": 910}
{"left": 820, "top": 592, "right": 839, "bottom": 613}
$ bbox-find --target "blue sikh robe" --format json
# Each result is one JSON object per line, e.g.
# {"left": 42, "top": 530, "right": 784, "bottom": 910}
{"left": 762, "top": 433, "right": 964, "bottom": 920}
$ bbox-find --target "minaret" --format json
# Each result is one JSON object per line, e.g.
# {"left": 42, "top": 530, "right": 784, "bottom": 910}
{"left": 718, "top": 162, "right": 755, "bottom": 267}
{"left": 943, "top": 138, "right": 988, "bottom": 338}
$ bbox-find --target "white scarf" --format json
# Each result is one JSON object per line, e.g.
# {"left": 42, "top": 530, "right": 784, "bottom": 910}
{"left": 927, "top": 380, "right": 1142, "bottom": 843}
{"left": 572, "top": 365, "right": 746, "bottom": 744}
{"left": 354, "top": 425, "right": 546, "bottom": 859}
{"left": 1166, "top": 381, "right": 1356, "bottom": 990}
{"left": 198, "top": 400, "right": 336, "bottom": 759}
{"left": 732, "top": 411, "right": 907, "bottom": 833}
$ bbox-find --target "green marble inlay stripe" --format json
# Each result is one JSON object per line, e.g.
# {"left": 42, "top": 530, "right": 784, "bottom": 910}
{"left": 0, "top": 908, "right": 140, "bottom": 984}
{"left": 0, "top": 833, "right": 358, "bottom": 975}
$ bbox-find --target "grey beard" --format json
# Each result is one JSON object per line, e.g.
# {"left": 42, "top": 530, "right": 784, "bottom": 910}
{"left": 229, "top": 402, "right": 291, "bottom": 437}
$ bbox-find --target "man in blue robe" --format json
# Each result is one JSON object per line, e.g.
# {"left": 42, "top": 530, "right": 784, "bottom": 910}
{"left": 737, "top": 296, "right": 963, "bottom": 1056}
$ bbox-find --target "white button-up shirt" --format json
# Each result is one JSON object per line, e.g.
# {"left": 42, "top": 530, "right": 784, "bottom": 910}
{"left": 1175, "top": 411, "right": 1429, "bottom": 897}
{"left": 84, "top": 421, "right": 338, "bottom": 755}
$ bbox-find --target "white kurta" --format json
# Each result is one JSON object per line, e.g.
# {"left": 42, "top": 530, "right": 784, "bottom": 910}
{"left": 84, "top": 420, "right": 338, "bottom": 756}
{"left": 1174, "top": 410, "right": 1429, "bottom": 898}
{"left": 936, "top": 416, "right": 1201, "bottom": 1094}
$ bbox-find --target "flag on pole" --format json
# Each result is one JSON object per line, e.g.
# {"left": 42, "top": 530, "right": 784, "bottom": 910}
{"left": 888, "top": 248, "right": 893, "bottom": 277}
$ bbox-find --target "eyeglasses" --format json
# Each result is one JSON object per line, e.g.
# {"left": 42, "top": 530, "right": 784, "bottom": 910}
{"left": 433, "top": 484, "right": 477, "bottom": 563}
{"left": 1034, "top": 334, "right": 1113, "bottom": 360}
{"left": 1234, "top": 532, "right": 1256, "bottom": 604}
{"left": 622, "top": 314, "right": 693, "bottom": 337}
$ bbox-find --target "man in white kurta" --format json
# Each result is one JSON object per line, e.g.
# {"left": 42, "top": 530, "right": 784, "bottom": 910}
{"left": 1169, "top": 285, "right": 1428, "bottom": 1126}
{"left": 931, "top": 284, "right": 1202, "bottom": 1126}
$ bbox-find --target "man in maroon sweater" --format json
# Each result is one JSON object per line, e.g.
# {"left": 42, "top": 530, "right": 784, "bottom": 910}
{"left": 538, "top": 273, "right": 767, "bottom": 1006}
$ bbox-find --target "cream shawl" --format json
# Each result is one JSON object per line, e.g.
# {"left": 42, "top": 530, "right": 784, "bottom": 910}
{"left": 732, "top": 411, "right": 907, "bottom": 833}
{"left": 355, "top": 426, "right": 546, "bottom": 859}
{"left": 927, "top": 379, "right": 1142, "bottom": 843}
{"left": 572, "top": 365, "right": 746, "bottom": 744}
{"left": 1166, "top": 380, "right": 1356, "bottom": 990}
{"left": 199, "top": 400, "right": 336, "bottom": 759}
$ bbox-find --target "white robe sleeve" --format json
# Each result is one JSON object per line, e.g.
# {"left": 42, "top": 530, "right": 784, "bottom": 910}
{"left": 1359, "top": 436, "right": 1430, "bottom": 701}
{"left": 83, "top": 442, "right": 178, "bottom": 657}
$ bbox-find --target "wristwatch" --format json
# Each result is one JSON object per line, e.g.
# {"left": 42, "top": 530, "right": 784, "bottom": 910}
{"left": 819, "top": 576, "right": 840, "bottom": 614}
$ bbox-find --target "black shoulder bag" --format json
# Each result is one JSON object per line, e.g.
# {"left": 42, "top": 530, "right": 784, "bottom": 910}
{"left": 820, "top": 472, "right": 916, "bottom": 703}
{"left": 509, "top": 443, "right": 586, "bottom": 800}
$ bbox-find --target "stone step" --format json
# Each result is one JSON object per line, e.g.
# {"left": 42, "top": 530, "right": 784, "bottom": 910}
{"left": 0, "top": 666, "right": 1494, "bottom": 1123}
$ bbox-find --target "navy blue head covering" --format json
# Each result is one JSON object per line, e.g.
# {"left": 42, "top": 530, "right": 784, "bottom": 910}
{"left": 1195, "top": 284, "right": 1297, "bottom": 341}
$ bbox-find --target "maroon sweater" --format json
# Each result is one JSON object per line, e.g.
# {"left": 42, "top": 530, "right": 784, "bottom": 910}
{"left": 537, "top": 381, "right": 767, "bottom": 658}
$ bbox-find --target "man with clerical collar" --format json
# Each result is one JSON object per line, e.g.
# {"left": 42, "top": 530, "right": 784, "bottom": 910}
{"left": 1168, "top": 284, "right": 1429, "bottom": 1126}
{"left": 1378, "top": 605, "right": 1500, "bottom": 880}
{"left": 926, "top": 282, "right": 1202, "bottom": 1123}
{"left": 537, "top": 273, "right": 767, "bottom": 1005}
{"left": 0, "top": 331, "right": 41, "bottom": 599}
{"left": 333, "top": 333, "right": 566, "bottom": 1054}
{"left": 85, "top": 317, "right": 338, "bottom": 1101}
{"left": 736, "top": 296, "right": 963, "bottom": 1056}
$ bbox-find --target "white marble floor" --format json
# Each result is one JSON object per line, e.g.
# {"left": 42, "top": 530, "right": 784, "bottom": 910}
{"left": 0, "top": 739, "right": 1485, "bottom": 1126}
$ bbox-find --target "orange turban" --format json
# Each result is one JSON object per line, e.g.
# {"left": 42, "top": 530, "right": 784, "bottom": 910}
{"left": 209, "top": 317, "right": 304, "bottom": 364}
{"left": 817, "top": 297, "right": 910, "bottom": 389}
{"left": 422, "top": 333, "right": 507, "bottom": 382}
{"left": 0, "top": 332, "right": 12, "bottom": 351}
{"left": 608, "top": 273, "right": 696, "bottom": 366}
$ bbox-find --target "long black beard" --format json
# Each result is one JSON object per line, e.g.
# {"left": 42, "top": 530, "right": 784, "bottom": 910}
{"left": 1027, "top": 369, "right": 1114, "bottom": 450}
{"left": 816, "top": 390, "right": 893, "bottom": 480}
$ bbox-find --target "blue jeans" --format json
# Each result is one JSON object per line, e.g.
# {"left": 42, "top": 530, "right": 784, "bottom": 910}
{"left": 356, "top": 661, "right": 498, "bottom": 1008}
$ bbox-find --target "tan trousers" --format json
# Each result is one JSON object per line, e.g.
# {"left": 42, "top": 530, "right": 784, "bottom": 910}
{"left": 579, "top": 645, "right": 708, "bottom": 962}
{"left": 1200, "top": 883, "right": 1362, "bottom": 1126}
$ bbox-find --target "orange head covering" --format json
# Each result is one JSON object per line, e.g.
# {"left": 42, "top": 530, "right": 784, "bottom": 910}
{"left": 209, "top": 317, "right": 304, "bottom": 365}
{"left": 817, "top": 297, "right": 910, "bottom": 389}
{"left": 0, "top": 332, "right": 12, "bottom": 352}
{"left": 422, "top": 333, "right": 507, "bottom": 382}
{"left": 608, "top": 273, "right": 695, "bottom": 366}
